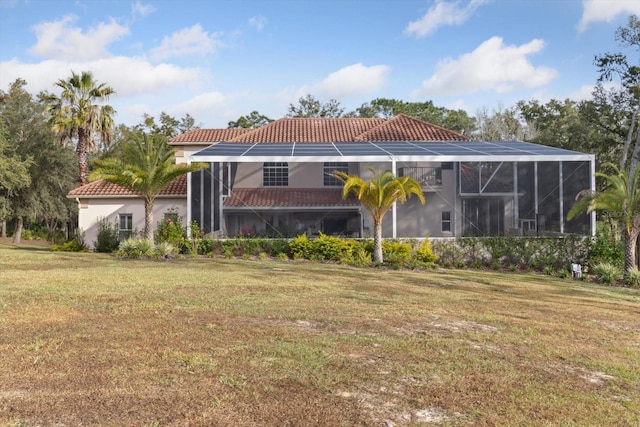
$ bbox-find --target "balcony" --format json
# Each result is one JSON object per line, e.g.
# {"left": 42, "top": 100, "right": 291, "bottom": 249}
{"left": 399, "top": 167, "right": 442, "bottom": 190}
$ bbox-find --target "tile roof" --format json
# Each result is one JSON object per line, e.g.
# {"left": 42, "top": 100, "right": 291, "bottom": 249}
{"left": 167, "top": 115, "right": 467, "bottom": 144}
{"left": 67, "top": 175, "right": 187, "bottom": 197}
{"left": 224, "top": 188, "right": 359, "bottom": 208}
{"left": 354, "top": 114, "right": 467, "bottom": 141}
{"left": 226, "top": 117, "right": 387, "bottom": 143}
{"left": 169, "top": 128, "right": 251, "bottom": 145}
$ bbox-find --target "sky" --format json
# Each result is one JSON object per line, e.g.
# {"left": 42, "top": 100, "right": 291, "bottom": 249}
{"left": 1, "top": 0, "right": 639, "bottom": 129}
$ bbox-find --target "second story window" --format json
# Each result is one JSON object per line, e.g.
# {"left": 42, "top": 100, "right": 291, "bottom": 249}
{"left": 323, "top": 162, "right": 349, "bottom": 186}
{"left": 263, "top": 162, "right": 288, "bottom": 186}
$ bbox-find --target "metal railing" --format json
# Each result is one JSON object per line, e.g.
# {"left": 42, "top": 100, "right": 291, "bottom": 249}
{"left": 399, "top": 167, "right": 442, "bottom": 188}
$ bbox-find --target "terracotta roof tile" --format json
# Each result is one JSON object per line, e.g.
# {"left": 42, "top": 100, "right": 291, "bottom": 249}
{"left": 169, "top": 128, "right": 251, "bottom": 145}
{"left": 67, "top": 175, "right": 187, "bottom": 197}
{"left": 170, "top": 116, "right": 466, "bottom": 144}
{"left": 354, "top": 114, "right": 467, "bottom": 141}
{"left": 224, "top": 188, "right": 359, "bottom": 207}
{"left": 227, "top": 117, "right": 386, "bottom": 143}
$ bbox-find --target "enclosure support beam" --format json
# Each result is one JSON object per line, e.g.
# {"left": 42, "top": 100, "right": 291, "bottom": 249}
{"left": 559, "top": 161, "right": 564, "bottom": 234}
{"left": 391, "top": 158, "right": 397, "bottom": 238}
{"left": 186, "top": 160, "right": 192, "bottom": 238}
{"left": 513, "top": 162, "right": 519, "bottom": 230}
{"left": 590, "top": 157, "right": 596, "bottom": 236}
{"left": 534, "top": 162, "right": 539, "bottom": 229}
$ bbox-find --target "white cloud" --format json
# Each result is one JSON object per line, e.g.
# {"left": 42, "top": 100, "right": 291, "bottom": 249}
{"left": 171, "top": 91, "right": 230, "bottom": 113}
{"left": 131, "top": 0, "right": 156, "bottom": 18}
{"left": 412, "top": 37, "right": 558, "bottom": 98}
{"left": 569, "top": 81, "right": 621, "bottom": 100}
{"left": 299, "top": 63, "right": 391, "bottom": 99}
{"left": 578, "top": 0, "right": 640, "bottom": 32}
{"left": 149, "top": 24, "right": 222, "bottom": 61}
{"left": 0, "top": 56, "right": 205, "bottom": 98}
{"left": 28, "top": 15, "right": 129, "bottom": 61}
{"left": 248, "top": 15, "right": 267, "bottom": 31}
{"left": 405, "top": 0, "right": 490, "bottom": 38}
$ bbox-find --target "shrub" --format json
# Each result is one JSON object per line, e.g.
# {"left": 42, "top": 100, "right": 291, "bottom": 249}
{"left": 50, "top": 231, "right": 88, "bottom": 252}
{"left": 625, "top": 267, "right": 640, "bottom": 287}
{"left": 310, "top": 233, "right": 353, "bottom": 261}
{"left": 592, "top": 262, "right": 623, "bottom": 284}
{"left": 155, "top": 241, "right": 177, "bottom": 258}
{"left": 156, "top": 214, "right": 187, "bottom": 250}
{"left": 185, "top": 221, "right": 205, "bottom": 255}
{"left": 346, "top": 244, "right": 372, "bottom": 267}
{"left": 588, "top": 222, "right": 624, "bottom": 267}
{"left": 94, "top": 217, "right": 119, "bottom": 253}
{"left": 261, "top": 238, "right": 289, "bottom": 257}
{"left": 289, "top": 234, "right": 312, "bottom": 260}
{"left": 21, "top": 229, "right": 36, "bottom": 240}
{"left": 116, "top": 238, "right": 155, "bottom": 258}
{"left": 457, "top": 237, "right": 486, "bottom": 267}
{"left": 416, "top": 237, "right": 438, "bottom": 263}
{"left": 381, "top": 240, "right": 412, "bottom": 268}
{"left": 431, "top": 239, "right": 465, "bottom": 268}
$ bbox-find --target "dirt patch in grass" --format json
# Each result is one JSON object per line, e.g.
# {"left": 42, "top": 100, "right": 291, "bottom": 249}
{"left": 1, "top": 248, "right": 639, "bottom": 426}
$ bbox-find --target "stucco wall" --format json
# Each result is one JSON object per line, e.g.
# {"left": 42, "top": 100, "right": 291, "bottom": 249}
{"left": 233, "top": 162, "right": 358, "bottom": 188}
{"left": 173, "top": 146, "right": 208, "bottom": 164}
{"left": 76, "top": 197, "right": 187, "bottom": 250}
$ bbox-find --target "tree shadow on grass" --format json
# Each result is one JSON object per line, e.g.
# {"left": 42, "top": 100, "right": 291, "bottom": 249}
{"left": 0, "top": 243, "right": 51, "bottom": 252}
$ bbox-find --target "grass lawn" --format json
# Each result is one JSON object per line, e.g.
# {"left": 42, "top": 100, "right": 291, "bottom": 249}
{"left": 0, "top": 244, "right": 639, "bottom": 426}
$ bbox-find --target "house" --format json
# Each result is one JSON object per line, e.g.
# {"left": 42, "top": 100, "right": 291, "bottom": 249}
{"left": 68, "top": 115, "right": 595, "bottom": 249}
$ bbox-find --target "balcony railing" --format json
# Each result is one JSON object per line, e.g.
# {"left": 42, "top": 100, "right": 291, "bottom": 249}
{"left": 399, "top": 167, "right": 442, "bottom": 189}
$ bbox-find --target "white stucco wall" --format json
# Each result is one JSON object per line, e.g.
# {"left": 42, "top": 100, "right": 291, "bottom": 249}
{"left": 75, "top": 196, "right": 187, "bottom": 250}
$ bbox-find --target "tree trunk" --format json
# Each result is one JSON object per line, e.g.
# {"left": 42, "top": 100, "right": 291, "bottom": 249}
{"left": 1, "top": 219, "right": 6, "bottom": 238}
{"left": 373, "top": 220, "right": 383, "bottom": 264}
{"left": 144, "top": 197, "right": 154, "bottom": 241}
{"left": 624, "top": 227, "right": 639, "bottom": 273}
{"left": 12, "top": 217, "right": 23, "bottom": 244}
{"left": 77, "top": 128, "right": 89, "bottom": 186}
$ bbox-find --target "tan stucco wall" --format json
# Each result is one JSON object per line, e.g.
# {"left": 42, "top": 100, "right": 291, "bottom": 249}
{"left": 233, "top": 162, "right": 358, "bottom": 188}
{"left": 353, "top": 162, "right": 456, "bottom": 238}
{"left": 76, "top": 197, "right": 187, "bottom": 250}
{"left": 173, "top": 145, "right": 209, "bottom": 164}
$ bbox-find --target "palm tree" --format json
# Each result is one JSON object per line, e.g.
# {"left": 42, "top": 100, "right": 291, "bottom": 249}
{"left": 45, "top": 71, "right": 116, "bottom": 185}
{"left": 333, "top": 167, "right": 425, "bottom": 263}
{"left": 90, "top": 133, "right": 206, "bottom": 241}
{"left": 568, "top": 162, "right": 640, "bottom": 273}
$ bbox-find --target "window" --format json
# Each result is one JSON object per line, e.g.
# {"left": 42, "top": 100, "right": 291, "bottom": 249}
{"left": 441, "top": 211, "right": 451, "bottom": 232}
{"left": 323, "top": 162, "right": 349, "bottom": 186}
{"left": 118, "top": 213, "right": 133, "bottom": 241}
{"left": 163, "top": 212, "right": 178, "bottom": 223}
{"left": 263, "top": 162, "right": 288, "bottom": 186}
{"left": 222, "top": 162, "right": 230, "bottom": 196}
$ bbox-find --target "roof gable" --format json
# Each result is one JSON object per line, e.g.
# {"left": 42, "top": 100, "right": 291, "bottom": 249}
{"left": 169, "top": 116, "right": 467, "bottom": 144}
{"left": 169, "top": 128, "right": 251, "bottom": 145}
{"left": 354, "top": 114, "right": 467, "bottom": 141}
{"left": 227, "top": 117, "right": 386, "bottom": 143}
{"left": 67, "top": 175, "right": 187, "bottom": 197}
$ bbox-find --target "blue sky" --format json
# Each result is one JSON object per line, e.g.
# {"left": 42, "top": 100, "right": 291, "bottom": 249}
{"left": 1, "top": 0, "right": 639, "bottom": 128}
